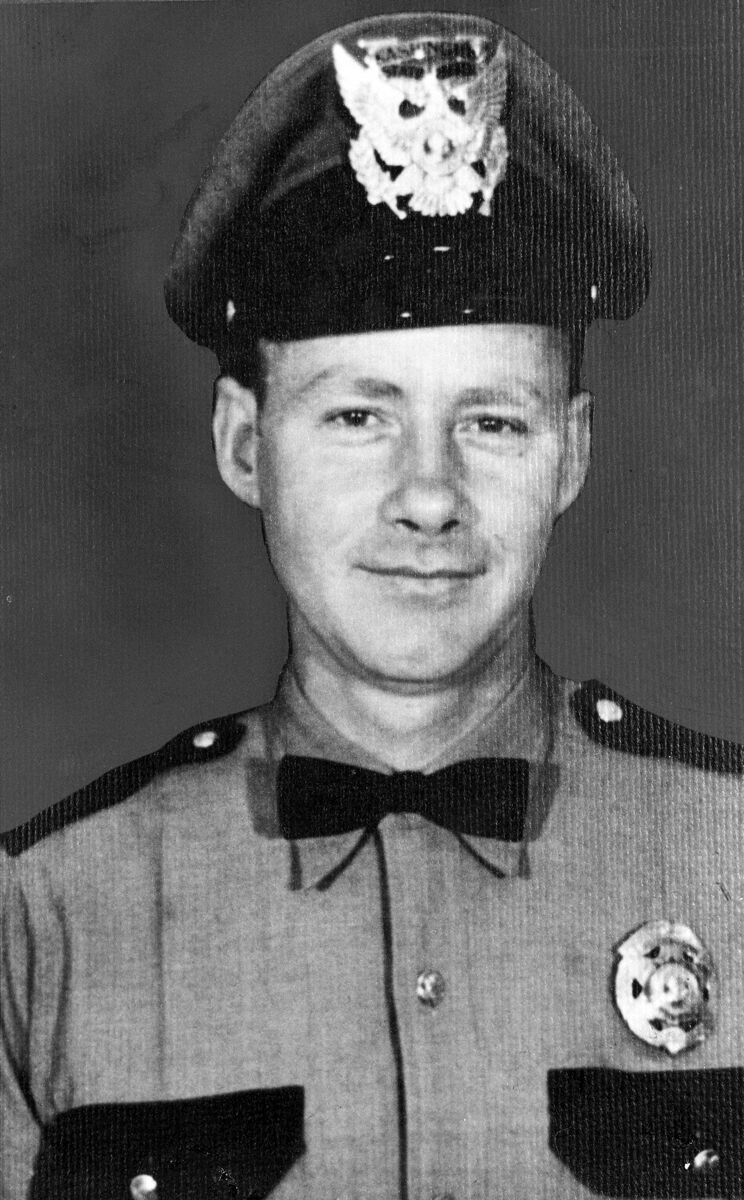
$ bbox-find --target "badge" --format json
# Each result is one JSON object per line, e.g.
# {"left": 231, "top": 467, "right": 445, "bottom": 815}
{"left": 333, "top": 37, "right": 508, "bottom": 219}
{"left": 614, "top": 920, "right": 714, "bottom": 1055}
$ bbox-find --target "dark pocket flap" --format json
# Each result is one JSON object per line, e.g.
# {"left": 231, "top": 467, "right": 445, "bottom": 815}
{"left": 31, "top": 1087, "right": 305, "bottom": 1200}
{"left": 548, "top": 1068, "right": 743, "bottom": 1197}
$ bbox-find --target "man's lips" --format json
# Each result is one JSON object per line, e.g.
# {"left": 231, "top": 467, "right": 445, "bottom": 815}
{"left": 355, "top": 563, "right": 487, "bottom": 607}
{"left": 359, "top": 565, "right": 485, "bottom": 580}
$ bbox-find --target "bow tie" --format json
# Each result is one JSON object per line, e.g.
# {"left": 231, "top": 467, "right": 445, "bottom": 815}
{"left": 276, "top": 756, "right": 529, "bottom": 840}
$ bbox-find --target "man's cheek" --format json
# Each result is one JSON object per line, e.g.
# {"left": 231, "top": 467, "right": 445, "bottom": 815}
{"left": 261, "top": 505, "right": 306, "bottom": 574}
{"left": 479, "top": 492, "right": 544, "bottom": 544}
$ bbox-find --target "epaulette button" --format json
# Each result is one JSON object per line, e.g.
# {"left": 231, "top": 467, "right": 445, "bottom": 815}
{"left": 596, "top": 698, "right": 623, "bottom": 723}
{"left": 130, "top": 1176, "right": 158, "bottom": 1199}
{"left": 688, "top": 1148, "right": 721, "bottom": 1173}
{"left": 192, "top": 729, "right": 218, "bottom": 750}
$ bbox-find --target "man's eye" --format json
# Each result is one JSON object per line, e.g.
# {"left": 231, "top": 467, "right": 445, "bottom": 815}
{"left": 329, "top": 410, "right": 378, "bottom": 428}
{"left": 467, "top": 416, "right": 528, "bottom": 436}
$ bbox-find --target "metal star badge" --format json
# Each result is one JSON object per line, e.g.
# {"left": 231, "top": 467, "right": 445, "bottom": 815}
{"left": 332, "top": 36, "right": 509, "bottom": 219}
{"left": 614, "top": 920, "right": 714, "bottom": 1055}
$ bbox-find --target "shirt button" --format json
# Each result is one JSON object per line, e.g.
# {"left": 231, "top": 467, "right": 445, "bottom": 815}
{"left": 417, "top": 969, "right": 446, "bottom": 1008}
{"left": 130, "top": 1177, "right": 158, "bottom": 1199}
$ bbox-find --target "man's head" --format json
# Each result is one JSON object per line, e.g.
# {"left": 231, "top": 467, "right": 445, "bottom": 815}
{"left": 213, "top": 323, "right": 591, "bottom": 686}
{"left": 165, "top": 12, "right": 649, "bottom": 688}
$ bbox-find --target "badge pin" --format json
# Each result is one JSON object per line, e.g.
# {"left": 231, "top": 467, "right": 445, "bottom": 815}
{"left": 333, "top": 37, "right": 508, "bottom": 220}
{"left": 614, "top": 920, "right": 714, "bottom": 1055}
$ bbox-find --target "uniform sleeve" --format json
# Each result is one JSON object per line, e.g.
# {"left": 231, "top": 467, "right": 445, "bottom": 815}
{"left": 1, "top": 852, "right": 42, "bottom": 1200}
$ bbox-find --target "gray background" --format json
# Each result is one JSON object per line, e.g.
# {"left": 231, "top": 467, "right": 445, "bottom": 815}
{"left": 2, "top": 0, "right": 742, "bottom": 832}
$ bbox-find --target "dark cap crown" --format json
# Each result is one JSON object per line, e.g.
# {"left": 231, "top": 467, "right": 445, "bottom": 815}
{"left": 165, "top": 12, "right": 650, "bottom": 360}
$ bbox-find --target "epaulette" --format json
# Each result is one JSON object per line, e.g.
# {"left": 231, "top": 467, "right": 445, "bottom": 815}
{"left": 571, "top": 680, "right": 743, "bottom": 775}
{"left": 1, "top": 714, "right": 247, "bottom": 858}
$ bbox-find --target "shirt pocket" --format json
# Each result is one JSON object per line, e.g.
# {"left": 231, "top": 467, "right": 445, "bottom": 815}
{"left": 30, "top": 1087, "right": 305, "bottom": 1200}
{"left": 547, "top": 1067, "right": 743, "bottom": 1197}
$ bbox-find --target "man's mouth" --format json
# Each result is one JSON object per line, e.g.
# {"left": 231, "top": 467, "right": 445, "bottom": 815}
{"left": 360, "top": 565, "right": 485, "bottom": 580}
{"left": 358, "top": 564, "right": 485, "bottom": 600}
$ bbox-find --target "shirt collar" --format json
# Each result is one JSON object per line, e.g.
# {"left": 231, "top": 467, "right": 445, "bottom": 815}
{"left": 247, "top": 656, "right": 558, "bottom": 889}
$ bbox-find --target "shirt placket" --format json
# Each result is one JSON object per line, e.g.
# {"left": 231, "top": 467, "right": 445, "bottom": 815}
{"left": 375, "top": 813, "right": 514, "bottom": 1200}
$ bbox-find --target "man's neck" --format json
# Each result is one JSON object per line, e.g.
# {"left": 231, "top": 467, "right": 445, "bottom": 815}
{"left": 285, "top": 625, "right": 533, "bottom": 772}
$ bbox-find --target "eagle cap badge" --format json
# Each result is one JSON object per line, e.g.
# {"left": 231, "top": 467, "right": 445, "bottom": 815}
{"left": 332, "top": 36, "right": 509, "bottom": 219}
{"left": 614, "top": 920, "right": 714, "bottom": 1055}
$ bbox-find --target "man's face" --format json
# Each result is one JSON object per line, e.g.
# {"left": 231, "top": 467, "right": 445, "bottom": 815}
{"left": 216, "top": 324, "right": 591, "bottom": 687}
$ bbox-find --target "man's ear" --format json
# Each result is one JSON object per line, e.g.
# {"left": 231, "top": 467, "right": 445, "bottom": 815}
{"left": 212, "top": 375, "right": 262, "bottom": 508}
{"left": 557, "top": 390, "right": 593, "bottom": 516}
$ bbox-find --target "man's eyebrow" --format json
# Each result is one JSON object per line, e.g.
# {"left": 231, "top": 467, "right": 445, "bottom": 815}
{"left": 354, "top": 376, "right": 405, "bottom": 400}
{"left": 296, "top": 368, "right": 404, "bottom": 400}
{"left": 294, "top": 367, "right": 336, "bottom": 397}
{"left": 457, "top": 381, "right": 548, "bottom": 405}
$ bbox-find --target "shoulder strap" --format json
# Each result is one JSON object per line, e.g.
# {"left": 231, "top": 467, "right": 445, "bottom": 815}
{"left": 1, "top": 715, "right": 247, "bottom": 857}
{"left": 571, "top": 680, "right": 743, "bottom": 774}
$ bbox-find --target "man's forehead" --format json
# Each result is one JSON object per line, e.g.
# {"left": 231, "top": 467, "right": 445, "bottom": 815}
{"left": 259, "top": 324, "right": 570, "bottom": 397}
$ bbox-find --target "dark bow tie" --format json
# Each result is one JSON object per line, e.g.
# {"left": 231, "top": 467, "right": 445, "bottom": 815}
{"left": 276, "top": 756, "right": 529, "bottom": 841}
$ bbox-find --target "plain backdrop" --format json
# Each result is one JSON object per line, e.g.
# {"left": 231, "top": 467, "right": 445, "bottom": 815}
{"left": 2, "top": 0, "right": 742, "bottom": 832}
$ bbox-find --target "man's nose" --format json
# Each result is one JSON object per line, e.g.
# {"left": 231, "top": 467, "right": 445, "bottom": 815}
{"left": 382, "top": 430, "right": 468, "bottom": 536}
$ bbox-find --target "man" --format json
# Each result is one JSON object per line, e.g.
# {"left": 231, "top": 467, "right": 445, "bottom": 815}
{"left": 1, "top": 11, "right": 742, "bottom": 1200}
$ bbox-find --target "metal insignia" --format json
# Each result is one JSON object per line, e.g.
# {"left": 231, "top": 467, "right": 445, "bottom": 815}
{"left": 332, "top": 36, "right": 508, "bottom": 220}
{"left": 614, "top": 920, "right": 714, "bottom": 1055}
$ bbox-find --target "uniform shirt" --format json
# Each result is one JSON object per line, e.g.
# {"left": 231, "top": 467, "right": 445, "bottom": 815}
{"left": 1, "top": 659, "right": 743, "bottom": 1200}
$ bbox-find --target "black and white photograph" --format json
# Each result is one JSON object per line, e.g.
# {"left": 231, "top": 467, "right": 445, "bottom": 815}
{"left": 2, "top": 2, "right": 743, "bottom": 1197}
